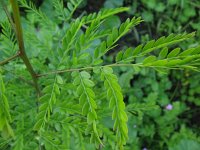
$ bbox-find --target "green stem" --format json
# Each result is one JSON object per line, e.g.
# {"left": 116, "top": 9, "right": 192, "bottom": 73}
{"left": 36, "top": 63, "right": 184, "bottom": 77}
{"left": 9, "top": 0, "right": 40, "bottom": 95}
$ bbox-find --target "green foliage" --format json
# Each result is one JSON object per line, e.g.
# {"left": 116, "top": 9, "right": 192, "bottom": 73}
{"left": 0, "top": 0, "right": 200, "bottom": 150}
{"left": 0, "top": 1, "right": 7, "bottom": 23}
{"left": 94, "top": 17, "right": 142, "bottom": 59}
{"left": 0, "top": 73, "right": 14, "bottom": 138}
{"left": 116, "top": 33, "right": 196, "bottom": 61}
{"left": 168, "top": 126, "right": 200, "bottom": 150}
{"left": 81, "top": 7, "right": 130, "bottom": 24}
{"left": 0, "top": 21, "right": 17, "bottom": 59}
{"left": 34, "top": 76, "right": 60, "bottom": 131}
{"left": 19, "top": 0, "right": 48, "bottom": 21}
{"left": 72, "top": 71, "right": 102, "bottom": 147}
{"left": 100, "top": 67, "right": 128, "bottom": 148}
{"left": 53, "top": 0, "right": 83, "bottom": 22}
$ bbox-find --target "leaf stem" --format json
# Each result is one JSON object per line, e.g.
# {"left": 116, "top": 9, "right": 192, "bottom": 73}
{"left": 36, "top": 62, "right": 185, "bottom": 77}
{"left": 36, "top": 63, "right": 154, "bottom": 77}
{"left": 9, "top": 0, "right": 40, "bottom": 95}
{"left": 0, "top": 51, "right": 20, "bottom": 65}
{"left": 0, "top": 66, "right": 34, "bottom": 86}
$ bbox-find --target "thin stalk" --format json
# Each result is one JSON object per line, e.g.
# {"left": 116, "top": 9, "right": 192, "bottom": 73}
{"left": 9, "top": 0, "right": 40, "bottom": 95}
{"left": 36, "top": 66, "right": 94, "bottom": 77}
{"left": 0, "top": 51, "right": 20, "bottom": 65}
{"left": 36, "top": 63, "right": 182, "bottom": 77}
{"left": 1, "top": 66, "right": 34, "bottom": 86}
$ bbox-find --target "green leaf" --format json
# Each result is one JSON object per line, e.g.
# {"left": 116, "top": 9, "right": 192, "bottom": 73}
{"left": 94, "top": 17, "right": 142, "bottom": 58}
{"left": 120, "top": 33, "right": 195, "bottom": 62}
{"left": 103, "top": 66, "right": 113, "bottom": 74}
{"left": 166, "top": 59, "right": 182, "bottom": 66}
{"left": 116, "top": 51, "right": 123, "bottom": 62}
{"left": 101, "top": 67, "right": 128, "bottom": 148}
{"left": 133, "top": 45, "right": 143, "bottom": 56}
{"left": 34, "top": 78, "right": 60, "bottom": 131}
{"left": 67, "top": 2, "right": 73, "bottom": 11}
{"left": 33, "top": 119, "right": 43, "bottom": 131}
{"left": 123, "top": 47, "right": 133, "bottom": 59}
{"left": 87, "top": 112, "right": 95, "bottom": 124}
{"left": 0, "top": 74, "right": 13, "bottom": 137}
{"left": 82, "top": 103, "right": 89, "bottom": 115}
{"left": 56, "top": 75, "right": 64, "bottom": 84}
{"left": 80, "top": 71, "right": 91, "bottom": 79}
{"left": 83, "top": 79, "right": 95, "bottom": 87}
{"left": 151, "top": 60, "right": 168, "bottom": 66}
{"left": 81, "top": 7, "right": 130, "bottom": 24}
{"left": 72, "top": 71, "right": 100, "bottom": 141}
{"left": 167, "top": 48, "right": 181, "bottom": 58}
{"left": 143, "top": 40, "right": 155, "bottom": 51}
{"left": 159, "top": 47, "right": 168, "bottom": 59}
{"left": 143, "top": 56, "right": 157, "bottom": 64}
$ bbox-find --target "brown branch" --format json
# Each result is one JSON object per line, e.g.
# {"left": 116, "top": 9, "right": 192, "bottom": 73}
{"left": 0, "top": 51, "right": 20, "bottom": 65}
{"left": 9, "top": 0, "right": 40, "bottom": 95}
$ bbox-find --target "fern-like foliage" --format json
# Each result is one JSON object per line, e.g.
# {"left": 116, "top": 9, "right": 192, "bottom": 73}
{"left": 62, "top": 19, "right": 83, "bottom": 55}
{"left": 0, "top": 21, "right": 17, "bottom": 58}
{"left": 18, "top": 0, "right": 47, "bottom": 22}
{"left": 141, "top": 46, "right": 200, "bottom": 69}
{"left": 94, "top": 17, "right": 142, "bottom": 59}
{"left": 116, "top": 32, "right": 195, "bottom": 63}
{"left": 100, "top": 67, "right": 128, "bottom": 149}
{"left": 53, "top": 0, "right": 83, "bottom": 22}
{"left": 81, "top": 7, "right": 130, "bottom": 24}
{"left": 34, "top": 76, "right": 60, "bottom": 131}
{"left": 13, "top": 115, "right": 24, "bottom": 150}
{"left": 72, "top": 71, "right": 102, "bottom": 146}
{"left": 72, "top": 71, "right": 97, "bottom": 124}
{"left": 1, "top": 0, "right": 200, "bottom": 150}
{"left": 75, "top": 17, "right": 109, "bottom": 53}
{"left": 115, "top": 32, "right": 200, "bottom": 73}
{"left": 0, "top": 1, "right": 7, "bottom": 23}
{"left": 0, "top": 73, "right": 14, "bottom": 138}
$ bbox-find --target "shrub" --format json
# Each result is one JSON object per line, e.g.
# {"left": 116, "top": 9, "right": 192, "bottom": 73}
{"left": 0, "top": 0, "right": 200, "bottom": 149}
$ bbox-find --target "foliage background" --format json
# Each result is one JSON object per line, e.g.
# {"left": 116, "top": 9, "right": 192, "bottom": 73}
{"left": 79, "top": 0, "right": 200, "bottom": 149}
{"left": 71, "top": 0, "right": 200, "bottom": 149}
{"left": 1, "top": 0, "right": 200, "bottom": 150}
{"left": 102, "top": 0, "right": 200, "bottom": 149}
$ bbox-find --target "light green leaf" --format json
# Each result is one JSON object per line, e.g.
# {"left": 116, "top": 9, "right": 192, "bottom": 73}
{"left": 167, "top": 48, "right": 181, "bottom": 58}
{"left": 143, "top": 56, "right": 157, "bottom": 64}
{"left": 159, "top": 47, "right": 168, "bottom": 59}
